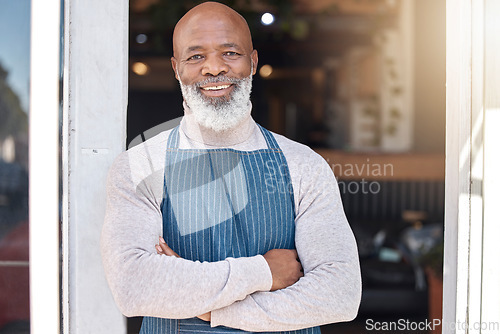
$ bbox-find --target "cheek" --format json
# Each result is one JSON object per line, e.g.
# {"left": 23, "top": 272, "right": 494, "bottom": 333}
{"left": 228, "top": 65, "right": 249, "bottom": 79}
{"left": 177, "top": 66, "right": 201, "bottom": 85}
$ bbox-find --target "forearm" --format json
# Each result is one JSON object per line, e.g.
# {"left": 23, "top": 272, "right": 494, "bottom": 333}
{"left": 209, "top": 222, "right": 361, "bottom": 331}
{"left": 101, "top": 227, "right": 272, "bottom": 319}
{"left": 210, "top": 260, "right": 361, "bottom": 331}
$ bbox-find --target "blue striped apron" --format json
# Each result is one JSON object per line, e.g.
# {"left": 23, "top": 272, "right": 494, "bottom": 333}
{"left": 140, "top": 125, "right": 320, "bottom": 334}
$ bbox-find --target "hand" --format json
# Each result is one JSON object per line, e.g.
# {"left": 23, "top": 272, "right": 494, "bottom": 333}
{"left": 263, "top": 249, "right": 303, "bottom": 291}
{"left": 155, "top": 236, "right": 180, "bottom": 257}
{"left": 155, "top": 237, "right": 211, "bottom": 322}
{"left": 197, "top": 312, "right": 211, "bottom": 322}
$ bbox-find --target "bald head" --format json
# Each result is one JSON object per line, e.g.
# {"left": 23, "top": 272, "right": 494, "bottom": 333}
{"left": 170, "top": 1, "right": 258, "bottom": 95}
{"left": 172, "top": 2, "right": 253, "bottom": 59}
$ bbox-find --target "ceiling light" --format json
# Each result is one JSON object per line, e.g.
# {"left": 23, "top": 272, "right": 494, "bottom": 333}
{"left": 261, "top": 13, "right": 274, "bottom": 26}
{"left": 259, "top": 64, "right": 273, "bottom": 78}
{"left": 132, "top": 62, "right": 149, "bottom": 76}
{"left": 136, "top": 33, "right": 148, "bottom": 44}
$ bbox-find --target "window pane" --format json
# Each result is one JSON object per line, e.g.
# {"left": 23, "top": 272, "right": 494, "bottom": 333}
{"left": 0, "top": 0, "right": 31, "bottom": 332}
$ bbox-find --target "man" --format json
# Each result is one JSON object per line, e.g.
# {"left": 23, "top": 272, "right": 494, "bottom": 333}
{"left": 101, "top": 2, "right": 361, "bottom": 333}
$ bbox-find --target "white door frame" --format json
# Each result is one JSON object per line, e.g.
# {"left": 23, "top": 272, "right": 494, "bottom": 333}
{"left": 29, "top": 0, "right": 61, "bottom": 332}
{"left": 61, "top": 0, "right": 128, "bottom": 332}
{"left": 443, "top": 0, "right": 473, "bottom": 332}
{"left": 444, "top": 0, "right": 500, "bottom": 333}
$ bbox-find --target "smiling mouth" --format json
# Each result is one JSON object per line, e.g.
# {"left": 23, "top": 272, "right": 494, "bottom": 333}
{"left": 201, "top": 84, "right": 232, "bottom": 91}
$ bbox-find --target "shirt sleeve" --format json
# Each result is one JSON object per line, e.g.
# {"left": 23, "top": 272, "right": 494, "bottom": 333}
{"left": 100, "top": 150, "right": 273, "bottom": 319}
{"left": 210, "top": 151, "right": 362, "bottom": 331}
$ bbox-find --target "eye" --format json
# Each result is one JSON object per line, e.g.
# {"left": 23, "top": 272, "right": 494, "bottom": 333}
{"left": 223, "top": 51, "right": 240, "bottom": 57}
{"left": 186, "top": 54, "right": 203, "bottom": 62}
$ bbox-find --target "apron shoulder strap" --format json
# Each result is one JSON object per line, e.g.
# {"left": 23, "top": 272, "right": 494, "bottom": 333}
{"left": 166, "top": 126, "right": 180, "bottom": 149}
{"left": 257, "top": 124, "right": 280, "bottom": 150}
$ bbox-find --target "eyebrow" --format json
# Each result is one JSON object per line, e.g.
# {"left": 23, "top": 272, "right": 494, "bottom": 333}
{"left": 185, "top": 43, "right": 243, "bottom": 54}
{"left": 186, "top": 45, "right": 204, "bottom": 53}
{"left": 221, "top": 43, "right": 241, "bottom": 50}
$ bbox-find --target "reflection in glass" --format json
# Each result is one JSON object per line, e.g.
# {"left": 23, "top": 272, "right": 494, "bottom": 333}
{"left": 0, "top": 0, "right": 31, "bottom": 332}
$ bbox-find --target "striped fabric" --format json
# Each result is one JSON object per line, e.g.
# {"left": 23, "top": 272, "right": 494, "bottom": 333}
{"left": 140, "top": 125, "right": 320, "bottom": 334}
{"left": 141, "top": 317, "right": 319, "bottom": 334}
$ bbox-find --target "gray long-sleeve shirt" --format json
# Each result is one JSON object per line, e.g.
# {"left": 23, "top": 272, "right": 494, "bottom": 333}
{"left": 100, "top": 112, "right": 361, "bottom": 332}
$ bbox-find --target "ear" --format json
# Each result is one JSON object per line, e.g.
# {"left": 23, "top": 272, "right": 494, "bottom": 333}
{"left": 250, "top": 50, "right": 258, "bottom": 75}
{"left": 171, "top": 57, "right": 179, "bottom": 80}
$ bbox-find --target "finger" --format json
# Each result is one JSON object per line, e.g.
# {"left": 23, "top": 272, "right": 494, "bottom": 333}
{"left": 159, "top": 236, "right": 180, "bottom": 257}
{"left": 159, "top": 241, "right": 178, "bottom": 257}
{"left": 197, "top": 312, "right": 211, "bottom": 322}
{"left": 155, "top": 244, "right": 164, "bottom": 254}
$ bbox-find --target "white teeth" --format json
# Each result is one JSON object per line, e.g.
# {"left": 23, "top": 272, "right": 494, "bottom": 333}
{"left": 202, "top": 85, "right": 230, "bottom": 91}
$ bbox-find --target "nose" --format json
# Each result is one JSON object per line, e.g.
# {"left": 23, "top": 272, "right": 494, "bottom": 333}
{"left": 201, "top": 54, "right": 229, "bottom": 76}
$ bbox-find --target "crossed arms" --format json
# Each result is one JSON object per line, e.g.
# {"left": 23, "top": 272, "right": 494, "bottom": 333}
{"left": 101, "top": 149, "right": 361, "bottom": 332}
{"left": 155, "top": 236, "right": 304, "bottom": 322}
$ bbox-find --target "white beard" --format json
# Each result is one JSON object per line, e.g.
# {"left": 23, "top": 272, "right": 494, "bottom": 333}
{"left": 178, "top": 73, "right": 253, "bottom": 132}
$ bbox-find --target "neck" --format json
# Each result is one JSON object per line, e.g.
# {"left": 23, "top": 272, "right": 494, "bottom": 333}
{"left": 180, "top": 101, "right": 255, "bottom": 147}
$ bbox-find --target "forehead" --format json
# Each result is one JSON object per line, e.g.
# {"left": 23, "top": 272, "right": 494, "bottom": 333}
{"left": 174, "top": 14, "right": 252, "bottom": 55}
